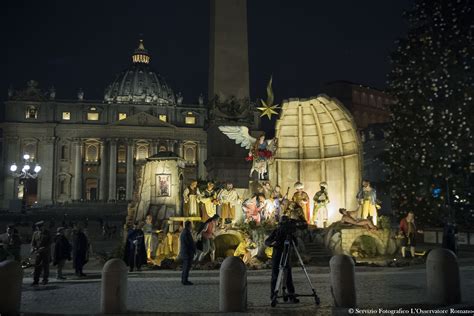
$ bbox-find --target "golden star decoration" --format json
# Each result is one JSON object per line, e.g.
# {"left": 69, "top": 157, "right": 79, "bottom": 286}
{"left": 258, "top": 100, "right": 280, "bottom": 120}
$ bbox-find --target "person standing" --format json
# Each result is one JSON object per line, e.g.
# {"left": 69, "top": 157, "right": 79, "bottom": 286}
{"left": 1, "top": 224, "right": 22, "bottom": 262}
{"left": 217, "top": 182, "right": 241, "bottom": 226}
{"left": 312, "top": 182, "right": 330, "bottom": 228}
{"left": 183, "top": 180, "right": 201, "bottom": 217}
{"left": 72, "top": 223, "right": 89, "bottom": 277}
{"left": 442, "top": 216, "right": 458, "bottom": 254}
{"left": 291, "top": 182, "right": 310, "bottom": 224}
{"left": 143, "top": 215, "right": 155, "bottom": 260}
{"left": 30, "top": 221, "right": 52, "bottom": 286}
{"left": 179, "top": 221, "right": 196, "bottom": 285}
{"left": 53, "top": 227, "right": 71, "bottom": 280}
{"left": 200, "top": 182, "right": 218, "bottom": 221}
{"left": 124, "top": 222, "right": 147, "bottom": 272}
{"left": 196, "top": 214, "right": 219, "bottom": 262}
{"left": 357, "top": 180, "right": 378, "bottom": 225}
{"left": 265, "top": 216, "right": 299, "bottom": 304}
{"left": 399, "top": 211, "right": 422, "bottom": 258}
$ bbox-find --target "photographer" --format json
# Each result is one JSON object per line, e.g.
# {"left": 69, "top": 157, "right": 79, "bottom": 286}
{"left": 265, "top": 213, "right": 307, "bottom": 304}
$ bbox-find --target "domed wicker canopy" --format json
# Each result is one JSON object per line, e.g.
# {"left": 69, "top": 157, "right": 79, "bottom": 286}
{"left": 269, "top": 95, "right": 362, "bottom": 225}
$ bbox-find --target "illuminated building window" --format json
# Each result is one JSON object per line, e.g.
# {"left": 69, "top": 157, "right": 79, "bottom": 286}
{"left": 185, "top": 112, "right": 196, "bottom": 125}
{"left": 184, "top": 146, "right": 196, "bottom": 164}
{"left": 23, "top": 143, "right": 37, "bottom": 159}
{"left": 62, "top": 112, "right": 71, "bottom": 120}
{"left": 26, "top": 106, "right": 38, "bottom": 119}
{"left": 87, "top": 112, "right": 99, "bottom": 121}
{"left": 132, "top": 54, "right": 150, "bottom": 64}
{"left": 118, "top": 113, "right": 127, "bottom": 120}
{"left": 159, "top": 114, "right": 167, "bottom": 122}
{"left": 85, "top": 145, "right": 99, "bottom": 162}
{"left": 117, "top": 145, "right": 126, "bottom": 163}
{"left": 136, "top": 145, "right": 149, "bottom": 160}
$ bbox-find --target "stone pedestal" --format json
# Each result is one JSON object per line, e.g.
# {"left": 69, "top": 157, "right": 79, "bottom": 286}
{"left": 330, "top": 255, "right": 356, "bottom": 307}
{"left": 426, "top": 248, "right": 461, "bottom": 304}
{"left": 0, "top": 260, "right": 23, "bottom": 315}
{"left": 100, "top": 259, "right": 128, "bottom": 314}
{"left": 219, "top": 256, "right": 247, "bottom": 312}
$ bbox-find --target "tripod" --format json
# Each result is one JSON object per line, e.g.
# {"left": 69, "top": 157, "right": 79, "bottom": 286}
{"left": 271, "top": 235, "right": 320, "bottom": 307}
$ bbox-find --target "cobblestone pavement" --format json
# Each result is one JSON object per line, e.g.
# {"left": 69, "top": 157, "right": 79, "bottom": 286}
{"left": 19, "top": 266, "right": 474, "bottom": 315}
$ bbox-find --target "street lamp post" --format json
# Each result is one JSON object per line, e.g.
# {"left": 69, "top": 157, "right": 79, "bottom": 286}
{"left": 10, "top": 154, "right": 42, "bottom": 179}
{"left": 9, "top": 154, "right": 42, "bottom": 212}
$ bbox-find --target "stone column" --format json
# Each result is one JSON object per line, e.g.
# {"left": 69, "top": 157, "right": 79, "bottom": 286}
{"left": 38, "top": 137, "right": 55, "bottom": 205}
{"left": 209, "top": 0, "right": 249, "bottom": 100}
{"left": 126, "top": 140, "right": 134, "bottom": 201}
{"left": 177, "top": 141, "right": 183, "bottom": 158}
{"left": 72, "top": 139, "right": 82, "bottom": 201}
{"left": 3, "top": 136, "right": 20, "bottom": 209}
{"left": 167, "top": 140, "right": 174, "bottom": 152}
{"left": 108, "top": 139, "right": 117, "bottom": 202}
{"left": 99, "top": 140, "right": 108, "bottom": 201}
{"left": 151, "top": 140, "right": 158, "bottom": 156}
{"left": 198, "top": 142, "right": 207, "bottom": 179}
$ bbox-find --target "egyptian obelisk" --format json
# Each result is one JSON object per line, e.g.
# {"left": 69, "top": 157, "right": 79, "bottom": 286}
{"left": 206, "top": 0, "right": 258, "bottom": 187}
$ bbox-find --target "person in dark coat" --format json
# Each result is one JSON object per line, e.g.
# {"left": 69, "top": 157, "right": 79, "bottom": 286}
{"left": 72, "top": 223, "right": 89, "bottom": 277}
{"left": 265, "top": 216, "right": 300, "bottom": 304}
{"left": 30, "top": 221, "right": 52, "bottom": 286}
{"left": 179, "top": 221, "right": 196, "bottom": 285}
{"left": 442, "top": 217, "right": 458, "bottom": 254}
{"left": 124, "top": 222, "right": 147, "bottom": 272}
{"left": 53, "top": 227, "right": 71, "bottom": 280}
{"left": 1, "top": 224, "right": 22, "bottom": 262}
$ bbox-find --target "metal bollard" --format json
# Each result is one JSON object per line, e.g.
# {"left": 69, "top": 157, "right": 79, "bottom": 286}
{"left": 219, "top": 256, "right": 247, "bottom": 312}
{"left": 330, "top": 255, "right": 356, "bottom": 307}
{"left": 100, "top": 258, "right": 128, "bottom": 314}
{"left": 0, "top": 260, "right": 23, "bottom": 315}
{"left": 426, "top": 248, "right": 461, "bottom": 304}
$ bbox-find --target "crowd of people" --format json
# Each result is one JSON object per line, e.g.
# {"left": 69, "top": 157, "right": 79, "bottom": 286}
{"left": 0, "top": 221, "right": 90, "bottom": 286}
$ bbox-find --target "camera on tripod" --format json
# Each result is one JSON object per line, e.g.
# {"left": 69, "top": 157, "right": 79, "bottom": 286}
{"left": 278, "top": 218, "right": 308, "bottom": 236}
{"left": 267, "top": 216, "right": 320, "bottom": 307}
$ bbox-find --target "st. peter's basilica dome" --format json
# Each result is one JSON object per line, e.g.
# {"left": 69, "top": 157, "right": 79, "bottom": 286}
{"left": 104, "top": 40, "right": 176, "bottom": 105}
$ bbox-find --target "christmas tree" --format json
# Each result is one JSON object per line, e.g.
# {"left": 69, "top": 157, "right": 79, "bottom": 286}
{"left": 387, "top": 0, "right": 473, "bottom": 226}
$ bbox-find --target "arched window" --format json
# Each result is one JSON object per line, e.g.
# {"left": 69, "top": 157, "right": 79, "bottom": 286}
{"left": 85, "top": 145, "right": 98, "bottom": 162}
{"left": 185, "top": 147, "right": 195, "bottom": 163}
{"left": 159, "top": 145, "right": 167, "bottom": 152}
{"left": 136, "top": 145, "right": 149, "bottom": 160}
{"left": 26, "top": 106, "right": 38, "bottom": 119}
{"left": 23, "top": 143, "right": 37, "bottom": 159}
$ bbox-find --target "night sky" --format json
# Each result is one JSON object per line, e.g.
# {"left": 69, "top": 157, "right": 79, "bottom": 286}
{"left": 1, "top": 0, "right": 411, "bottom": 106}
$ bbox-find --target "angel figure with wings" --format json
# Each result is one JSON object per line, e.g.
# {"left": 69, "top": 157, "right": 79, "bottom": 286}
{"left": 219, "top": 126, "right": 277, "bottom": 180}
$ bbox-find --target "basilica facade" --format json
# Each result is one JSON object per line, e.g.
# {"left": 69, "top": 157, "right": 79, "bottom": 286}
{"left": 0, "top": 41, "right": 208, "bottom": 208}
